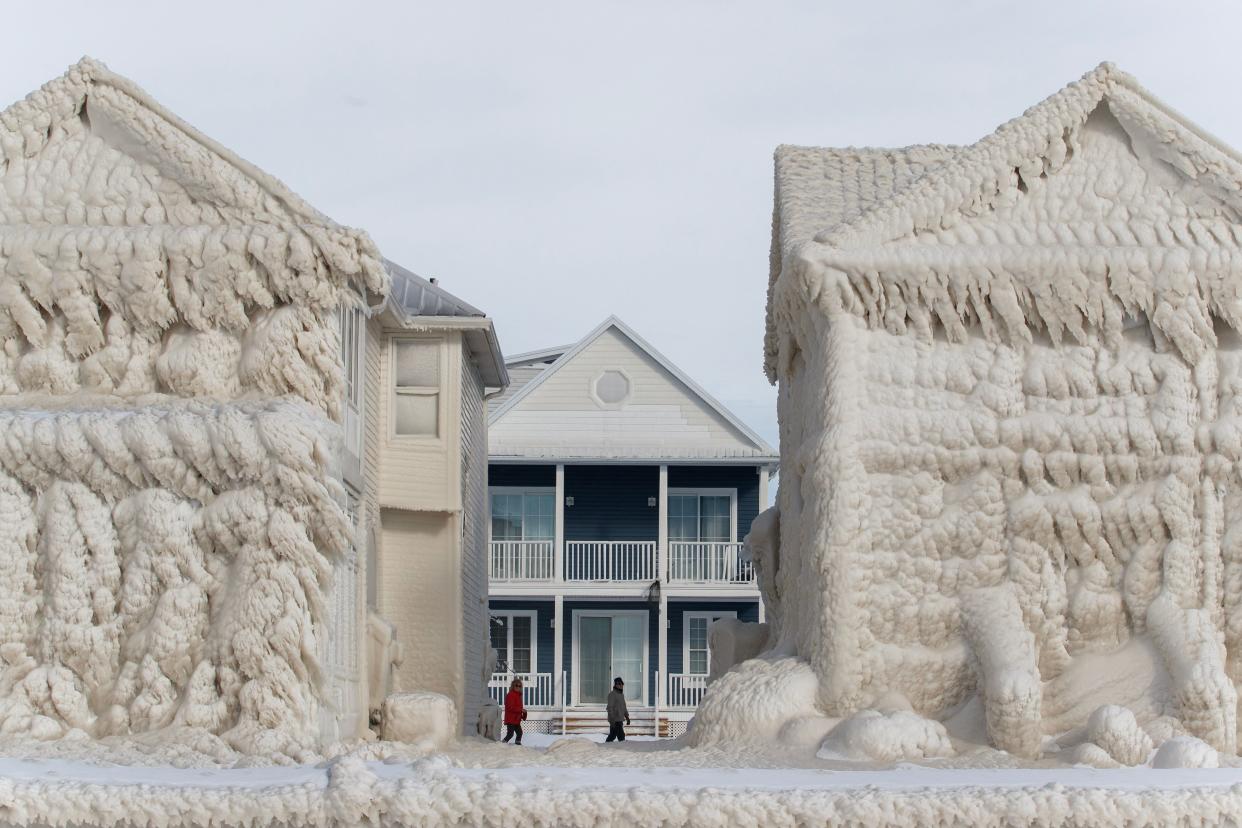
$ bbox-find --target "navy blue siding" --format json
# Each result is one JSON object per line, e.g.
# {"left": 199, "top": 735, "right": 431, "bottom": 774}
{"left": 562, "top": 600, "right": 659, "bottom": 705}
{"left": 488, "top": 599, "right": 555, "bottom": 674}
{"left": 668, "top": 465, "right": 763, "bottom": 539}
{"left": 564, "top": 466, "right": 659, "bottom": 542}
{"left": 489, "top": 464, "right": 555, "bottom": 488}
{"left": 667, "top": 600, "right": 760, "bottom": 674}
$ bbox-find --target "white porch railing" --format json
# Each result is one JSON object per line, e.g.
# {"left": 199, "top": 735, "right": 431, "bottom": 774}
{"left": 489, "top": 541, "right": 555, "bottom": 581}
{"left": 488, "top": 672, "right": 557, "bottom": 708}
{"left": 667, "top": 542, "right": 753, "bottom": 583}
{"left": 667, "top": 673, "right": 708, "bottom": 708}
{"left": 564, "top": 541, "right": 657, "bottom": 582}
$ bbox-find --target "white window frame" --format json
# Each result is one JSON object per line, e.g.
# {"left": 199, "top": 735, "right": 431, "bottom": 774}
{"left": 487, "top": 487, "right": 556, "bottom": 543}
{"left": 389, "top": 335, "right": 445, "bottom": 441}
{"left": 337, "top": 298, "right": 365, "bottom": 459}
{"left": 490, "top": 610, "right": 538, "bottom": 677}
{"left": 667, "top": 488, "right": 738, "bottom": 543}
{"left": 682, "top": 610, "right": 737, "bottom": 676}
{"left": 572, "top": 609, "right": 649, "bottom": 707}
{"left": 589, "top": 367, "right": 633, "bottom": 410}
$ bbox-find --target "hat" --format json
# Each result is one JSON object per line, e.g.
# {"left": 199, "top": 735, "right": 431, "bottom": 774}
{"left": 614, "top": 677, "right": 624, "bottom": 684}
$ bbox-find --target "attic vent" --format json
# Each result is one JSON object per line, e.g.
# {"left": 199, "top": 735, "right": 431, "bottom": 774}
{"left": 593, "top": 370, "right": 631, "bottom": 407}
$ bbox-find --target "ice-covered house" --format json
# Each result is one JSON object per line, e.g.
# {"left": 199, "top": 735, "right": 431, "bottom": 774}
{"left": 747, "top": 63, "right": 1242, "bottom": 758}
{"left": 485, "top": 317, "right": 777, "bottom": 735}
{"left": 0, "top": 57, "right": 504, "bottom": 757}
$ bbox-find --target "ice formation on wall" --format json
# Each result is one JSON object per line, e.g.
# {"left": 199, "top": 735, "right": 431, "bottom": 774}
{"left": 701, "top": 63, "right": 1242, "bottom": 761}
{"left": 0, "top": 58, "right": 388, "bottom": 756}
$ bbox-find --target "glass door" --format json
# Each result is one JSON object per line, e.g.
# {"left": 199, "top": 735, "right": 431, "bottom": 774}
{"left": 579, "top": 616, "right": 612, "bottom": 704}
{"left": 577, "top": 614, "right": 646, "bottom": 705}
{"left": 611, "top": 616, "right": 644, "bottom": 702}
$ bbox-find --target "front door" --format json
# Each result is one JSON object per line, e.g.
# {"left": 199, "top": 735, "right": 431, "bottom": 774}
{"left": 577, "top": 613, "right": 645, "bottom": 705}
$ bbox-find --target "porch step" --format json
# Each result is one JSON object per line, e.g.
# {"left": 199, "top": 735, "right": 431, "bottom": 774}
{"left": 559, "top": 710, "right": 672, "bottom": 737}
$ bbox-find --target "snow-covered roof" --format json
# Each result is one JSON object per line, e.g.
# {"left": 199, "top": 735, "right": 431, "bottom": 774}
{"left": 0, "top": 58, "right": 389, "bottom": 312}
{"left": 767, "top": 62, "right": 1242, "bottom": 379}
{"left": 489, "top": 316, "right": 777, "bottom": 463}
{"left": 386, "top": 260, "right": 485, "bottom": 318}
{"left": 383, "top": 260, "right": 508, "bottom": 388}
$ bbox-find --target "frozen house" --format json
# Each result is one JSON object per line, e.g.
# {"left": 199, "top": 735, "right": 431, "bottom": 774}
{"left": 0, "top": 58, "right": 505, "bottom": 757}
{"left": 485, "top": 317, "right": 778, "bottom": 735}
{"left": 754, "top": 63, "right": 1242, "bottom": 757}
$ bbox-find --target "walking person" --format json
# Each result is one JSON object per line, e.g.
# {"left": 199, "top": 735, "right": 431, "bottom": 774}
{"left": 502, "top": 677, "right": 527, "bottom": 745}
{"left": 605, "top": 677, "right": 630, "bottom": 742}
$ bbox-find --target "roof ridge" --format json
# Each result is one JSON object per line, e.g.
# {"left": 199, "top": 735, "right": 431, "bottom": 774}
{"left": 816, "top": 62, "right": 1242, "bottom": 252}
{"left": 1, "top": 57, "right": 387, "bottom": 293}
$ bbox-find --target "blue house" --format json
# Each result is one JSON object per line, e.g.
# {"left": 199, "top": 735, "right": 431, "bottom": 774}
{"left": 484, "top": 317, "right": 778, "bottom": 735}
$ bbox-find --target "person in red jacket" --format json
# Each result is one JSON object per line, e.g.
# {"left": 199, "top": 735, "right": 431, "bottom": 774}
{"left": 502, "top": 677, "right": 527, "bottom": 745}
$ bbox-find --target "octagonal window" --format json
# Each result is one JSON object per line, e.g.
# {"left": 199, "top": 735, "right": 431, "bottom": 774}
{"left": 594, "top": 370, "right": 630, "bottom": 405}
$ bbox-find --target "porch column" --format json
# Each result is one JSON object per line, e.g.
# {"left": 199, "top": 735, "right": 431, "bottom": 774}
{"left": 658, "top": 464, "right": 669, "bottom": 582}
{"left": 554, "top": 594, "right": 564, "bottom": 708}
{"left": 758, "top": 599, "right": 766, "bottom": 624}
{"left": 554, "top": 464, "right": 565, "bottom": 584}
{"left": 657, "top": 591, "right": 668, "bottom": 708}
{"left": 758, "top": 465, "right": 770, "bottom": 513}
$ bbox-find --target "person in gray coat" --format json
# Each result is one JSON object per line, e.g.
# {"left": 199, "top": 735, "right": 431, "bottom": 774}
{"left": 605, "top": 677, "right": 630, "bottom": 742}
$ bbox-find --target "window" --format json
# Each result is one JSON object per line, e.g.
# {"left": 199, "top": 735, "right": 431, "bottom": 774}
{"left": 392, "top": 339, "right": 440, "bottom": 437}
{"left": 684, "top": 611, "right": 736, "bottom": 675}
{"left": 490, "top": 489, "right": 554, "bottom": 541}
{"left": 668, "top": 490, "right": 735, "bottom": 542}
{"left": 594, "top": 370, "right": 630, "bottom": 404}
{"left": 490, "top": 611, "right": 536, "bottom": 675}
{"left": 337, "top": 303, "right": 365, "bottom": 457}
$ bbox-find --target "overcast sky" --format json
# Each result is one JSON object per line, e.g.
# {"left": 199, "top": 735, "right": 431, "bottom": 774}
{"left": 5, "top": 0, "right": 1242, "bottom": 447}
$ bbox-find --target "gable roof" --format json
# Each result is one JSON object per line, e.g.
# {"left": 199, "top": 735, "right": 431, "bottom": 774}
{"left": 767, "top": 62, "right": 1242, "bottom": 379}
{"left": 0, "top": 58, "right": 389, "bottom": 319}
{"left": 489, "top": 316, "right": 776, "bottom": 462}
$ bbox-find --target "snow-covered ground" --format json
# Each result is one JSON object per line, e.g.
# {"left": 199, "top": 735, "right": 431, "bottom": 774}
{"left": 2, "top": 734, "right": 1242, "bottom": 826}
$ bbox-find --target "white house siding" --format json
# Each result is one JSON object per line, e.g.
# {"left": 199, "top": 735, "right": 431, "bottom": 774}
{"left": 377, "top": 330, "right": 459, "bottom": 511}
{"left": 459, "top": 354, "right": 489, "bottom": 733}
{"left": 379, "top": 509, "right": 462, "bottom": 703}
{"left": 486, "top": 363, "right": 550, "bottom": 415}
{"left": 490, "top": 327, "right": 759, "bottom": 458}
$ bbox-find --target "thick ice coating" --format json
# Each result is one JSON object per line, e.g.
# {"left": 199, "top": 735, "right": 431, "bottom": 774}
{"left": 699, "top": 63, "right": 1242, "bottom": 760}
{"left": 0, "top": 58, "right": 388, "bottom": 757}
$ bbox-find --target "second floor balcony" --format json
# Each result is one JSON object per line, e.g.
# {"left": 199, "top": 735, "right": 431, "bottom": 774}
{"left": 487, "top": 463, "right": 766, "bottom": 591}
{"left": 488, "top": 538, "right": 755, "bottom": 585}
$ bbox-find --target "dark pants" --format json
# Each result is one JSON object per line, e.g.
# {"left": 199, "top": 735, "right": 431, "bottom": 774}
{"left": 503, "top": 724, "right": 523, "bottom": 744}
{"left": 605, "top": 722, "right": 626, "bottom": 742}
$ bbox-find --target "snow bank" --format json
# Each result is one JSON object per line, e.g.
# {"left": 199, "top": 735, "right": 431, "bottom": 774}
{"left": 1086, "top": 705, "right": 1153, "bottom": 766}
{"left": 382, "top": 692, "right": 457, "bottom": 750}
{"left": 1, "top": 753, "right": 1242, "bottom": 827}
{"left": 686, "top": 657, "right": 819, "bottom": 747}
{"left": 818, "top": 709, "right": 954, "bottom": 763}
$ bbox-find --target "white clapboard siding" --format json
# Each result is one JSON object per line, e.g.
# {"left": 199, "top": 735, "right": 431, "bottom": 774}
{"left": 491, "top": 326, "right": 760, "bottom": 458}
{"left": 459, "top": 352, "right": 489, "bottom": 734}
